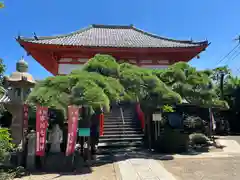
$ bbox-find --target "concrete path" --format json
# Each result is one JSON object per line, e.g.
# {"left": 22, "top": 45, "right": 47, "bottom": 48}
{"left": 216, "top": 139, "right": 240, "bottom": 153}
{"left": 118, "top": 158, "right": 176, "bottom": 180}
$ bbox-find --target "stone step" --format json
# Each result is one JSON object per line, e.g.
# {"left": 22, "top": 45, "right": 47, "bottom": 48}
{"left": 105, "top": 116, "right": 134, "bottom": 119}
{"left": 102, "top": 131, "right": 142, "bottom": 136}
{"left": 103, "top": 124, "right": 139, "bottom": 128}
{"left": 101, "top": 134, "right": 144, "bottom": 138}
{"left": 99, "top": 136, "right": 143, "bottom": 142}
{"left": 103, "top": 130, "right": 143, "bottom": 135}
{"left": 96, "top": 146, "right": 143, "bottom": 155}
{"left": 105, "top": 112, "right": 134, "bottom": 115}
{"left": 104, "top": 120, "right": 137, "bottom": 124}
{"left": 100, "top": 136, "right": 143, "bottom": 140}
{"left": 104, "top": 116, "right": 134, "bottom": 121}
{"left": 104, "top": 117, "right": 135, "bottom": 120}
{"left": 98, "top": 140, "right": 143, "bottom": 148}
{"left": 104, "top": 122, "right": 138, "bottom": 125}
{"left": 103, "top": 126, "right": 142, "bottom": 131}
{"left": 103, "top": 127, "right": 139, "bottom": 131}
{"left": 104, "top": 119, "right": 134, "bottom": 122}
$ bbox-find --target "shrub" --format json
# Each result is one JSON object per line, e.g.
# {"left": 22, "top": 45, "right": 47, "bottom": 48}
{"left": 183, "top": 115, "right": 207, "bottom": 133}
{"left": 189, "top": 133, "right": 209, "bottom": 146}
{"left": 0, "top": 128, "right": 14, "bottom": 162}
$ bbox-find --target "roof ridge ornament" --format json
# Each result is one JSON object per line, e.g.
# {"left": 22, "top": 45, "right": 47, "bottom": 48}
{"left": 16, "top": 56, "right": 28, "bottom": 72}
{"left": 33, "top": 32, "right": 38, "bottom": 40}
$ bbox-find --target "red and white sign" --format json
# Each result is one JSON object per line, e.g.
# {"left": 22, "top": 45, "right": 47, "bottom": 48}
{"left": 36, "top": 106, "right": 48, "bottom": 156}
{"left": 23, "top": 104, "right": 29, "bottom": 130}
{"left": 66, "top": 105, "right": 79, "bottom": 156}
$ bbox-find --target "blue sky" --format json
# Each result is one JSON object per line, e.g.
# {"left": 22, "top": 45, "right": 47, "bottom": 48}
{"left": 1, "top": 0, "right": 240, "bottom": 79}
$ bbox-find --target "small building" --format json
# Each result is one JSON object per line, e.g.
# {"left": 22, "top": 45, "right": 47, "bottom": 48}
{"left": 17, "top": 24, "right": 209, "bottom": 75}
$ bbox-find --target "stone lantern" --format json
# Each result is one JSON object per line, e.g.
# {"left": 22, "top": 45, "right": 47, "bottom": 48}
{"left": 4, "top": 57, "right": 36, "bottom": 144}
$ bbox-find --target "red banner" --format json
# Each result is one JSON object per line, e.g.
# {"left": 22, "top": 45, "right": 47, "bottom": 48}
{"left": 23, "top": 104, "right": 28, "bottom": 130}
{"left": 36, "top": 106, "right": 48, "bottom": 156}
{"left": 66, "top": 105, "right": 79, "bottom": 156}
{"left": 136, "top": 103, "right": 145, "bottom": 130}
{"left": 99, "top": 113, "right": 104, "bottom": 136}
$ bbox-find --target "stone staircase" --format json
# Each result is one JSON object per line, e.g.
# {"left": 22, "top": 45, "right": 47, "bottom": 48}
{"left": 97, "top": 106, "right": 144, "bottom": 156}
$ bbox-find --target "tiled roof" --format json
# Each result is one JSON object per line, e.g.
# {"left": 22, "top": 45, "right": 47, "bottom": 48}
{"left": 19, "top": 24, "right": 208, "bottom": 48}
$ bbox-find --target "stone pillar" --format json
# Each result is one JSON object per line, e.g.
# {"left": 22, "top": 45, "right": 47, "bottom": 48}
{"left": 26, "top": 131, "right": 36, "bottom": 170}
{"left": 49, "top": 124, "right": 63, "bottom": 153}
{"left": 5, "top": 103, "right": 24, "bottom": 145}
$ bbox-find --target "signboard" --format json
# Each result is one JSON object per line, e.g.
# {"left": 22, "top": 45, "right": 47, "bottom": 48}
{"left": 36, "top": 106, "right": 48, "bottom": 156}
{"left": 152, "top": 113, "right": 162, "bottom": 121}
{"left": 23, "top": 104, "right": 28, "bottom": 130}
{"left": 66, "top": 105, "right": 79, "bottom": 156}
{"left": 78, "top": 128, "right": 90, "bottom": 137}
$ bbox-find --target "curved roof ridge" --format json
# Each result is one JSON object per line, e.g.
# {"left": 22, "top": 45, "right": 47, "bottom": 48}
{"left": 131, "top": 26, "right": 208, "bottom": 45}
{"left": 17, "top": 24, "right": 209, "bottom": 49}
{"left": 18, "top": 25, "right": 93, "bottom": 41}
{"left": 91, "top": 24, "right": 134, "bottom": 29}
{"left": 18, "top": 24, "right": 208, "bottom": 46}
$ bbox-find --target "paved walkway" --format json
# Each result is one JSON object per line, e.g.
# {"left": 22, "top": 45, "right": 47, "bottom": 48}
{"left": 116, "top": 138, "right": 240, "bottom": 180}
{"left": 216, "top": 139, "right": 240, "bottom": 153}
{"left": 15, "top": 138, "right": 240, "bottom": 180}
{"left": 118, "top": 158, "right": 176, "bottom": 180}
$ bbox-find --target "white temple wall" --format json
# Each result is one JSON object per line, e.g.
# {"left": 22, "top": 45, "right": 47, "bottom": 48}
{"left": 58, "top": 64, "right": 169, "bottom": 75}
{"left": 58, "top": 64, "right": 84, "bottom": 74}
{"left": 57, "top": 58, "right": 169, "bottom": 75}
{"left": 140, "top": 65, "right": 169, "bottom": 69}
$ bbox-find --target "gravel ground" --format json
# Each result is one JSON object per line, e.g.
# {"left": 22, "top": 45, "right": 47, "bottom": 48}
{"left": 161, "top": 157, "right": 240, "bottom": 180}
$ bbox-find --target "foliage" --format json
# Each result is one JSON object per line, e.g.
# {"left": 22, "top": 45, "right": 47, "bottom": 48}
{"left": 28, "top": 54, "right": 228, "bottom": 117}
{"left": 211, "top": 66, "right": 232, "bottom": 100}
{"left": 0, "top": 59, "right": 5, "bottom": 84}
{"left": 211, "top": 66, "right": 231, "bottom": 83}
{"left": 183, "top": 115, "right": 207, "bottom": 134}
{"left": 154, "top": 62, "right": 228, "bottom": 109}
{"left": 162, "top": 105, "right": 175, "bottom": 113}
{"left": 184, "top": 116, "right": 206, "bottom": 129}
{"left": 82, "top": 54, "right": 120, "bottom": 78}
{"left": 0, "top": 128, "right": 14, "bottom": 162}
{"left": 189, "top": 133, "right": 209, "bottom": 146}
{"left": 0, "top": 2, "right": 4, "bottom": 9}
{"left": 119, "top": 63, "right": 181, "bottom": 112}
{"left": 0, "top": 166, "right": 27, "bottom": 180}
{"left": 71, "top": 79, "right": 110, "bottom": 111}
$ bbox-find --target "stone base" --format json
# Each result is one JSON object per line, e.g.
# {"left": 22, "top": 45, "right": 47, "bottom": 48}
{"left": 43, "top": 152, "right": 85, "bottom": 172}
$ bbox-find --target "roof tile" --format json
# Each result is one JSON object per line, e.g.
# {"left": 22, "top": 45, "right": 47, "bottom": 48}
{"left": 20, "top": 24, "right": 208, "bottom": 48}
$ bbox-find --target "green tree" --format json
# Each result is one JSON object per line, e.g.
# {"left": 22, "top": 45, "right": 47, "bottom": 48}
{"left": 28, "top": 55, "right": 228, "bottom": 113}
{"left": 28, "top": 54, "right": 181, "bottom": 114}
{"left": 154, "top": 62, "right": 228, "bottom": 109}
{"left": 0, "top": 2, "right": 4, "bottom": 9}
{"left": 211, "top": 66, "right": 231, "bottom": 99}
{"left": 0, "top": 128, "right": 14, "bottom": 162}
